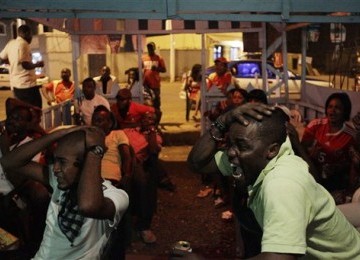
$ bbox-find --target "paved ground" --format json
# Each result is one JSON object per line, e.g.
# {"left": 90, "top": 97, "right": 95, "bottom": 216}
{"left": 126, "top": 146, "right": 238, "bottom": 259}
{"left": 123, "top": 82, "right": 237, "bottom": 259}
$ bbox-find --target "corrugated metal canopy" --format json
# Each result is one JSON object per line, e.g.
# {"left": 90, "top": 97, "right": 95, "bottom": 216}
{"left": 0, "top": 0, "right": 359, "bottom": 21}
{"left": 1, "top": 0, "right": 360, "bottom": 35}
{"left": 0, "top": 0, "right": 360, "bottom": 34}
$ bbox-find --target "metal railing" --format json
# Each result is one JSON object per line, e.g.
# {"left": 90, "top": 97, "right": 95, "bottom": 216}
{"left": 39, "top": 96, "right": 325, "bottom": 133}
{"left": 287, "top": 100, "right": 324, "bottom": 123}
{"left": 41, "top": 100, "right": 73, "bottom": 130}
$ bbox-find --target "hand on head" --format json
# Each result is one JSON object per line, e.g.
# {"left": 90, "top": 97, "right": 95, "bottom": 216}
{"left": 83, "top": 126, "right": 105, "bottom": 150}
{"left": 216, "top": 103, "right": 274, "bottom": 132}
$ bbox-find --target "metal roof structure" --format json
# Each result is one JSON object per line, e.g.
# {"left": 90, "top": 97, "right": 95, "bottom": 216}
{"left": 0, "top": 0, "right": 359, "bottom": 21}
{"left": 1, "top": 0, "right": 360, "bottom": 35}
{"left": 2, "top": 0, "right": 360, "bottom": 132}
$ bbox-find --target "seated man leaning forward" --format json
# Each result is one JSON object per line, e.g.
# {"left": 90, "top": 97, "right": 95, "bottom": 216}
{"left": 224, "top": 106, "right": 360, "bottom": 258}
{"left": 0, "top": 126, "right": 129, "bottom": 259}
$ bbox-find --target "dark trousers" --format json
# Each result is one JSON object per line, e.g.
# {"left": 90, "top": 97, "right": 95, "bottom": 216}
{"left": 131, "top": 159, "right": 157, "bottom": 231}
{"left": 147, "top": 154, "right": 169, "bottom": 185}
{"left": 13, "top": 86, "right": 42, "bottom": 108}
{"left": 151, "top": 88, "right": 161, "bottom": 111}
{"left": 233, "top": 187, "right": 262, "bottom": 257}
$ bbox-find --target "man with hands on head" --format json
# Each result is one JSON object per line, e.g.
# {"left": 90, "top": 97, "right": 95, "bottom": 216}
{"left": 0, "top": 126, "right": 129, "bottom": 259}
{"left": 188, "top": 103, "right": 273, "bottom": 176}
{"left": 189, "top": 103, "right": 360, "bottom": 259}
{"left": 187, "top": 103, "right": 273, "bottom": 258}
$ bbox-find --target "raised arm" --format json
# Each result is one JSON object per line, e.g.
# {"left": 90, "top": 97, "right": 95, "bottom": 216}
{"left": 118, "top": 143, "right": 134, "bottom": 192}
{"left": 187, "top": 128, "right": 220, "bottom": 174}
{"left": 157, "top": 58, "right": 166, "bottom": 73}
{"left": 21, "top": 60, "right": 44, "bottom": 71}
{"left": 187, "top": 103, "right": 273, "bottom": 173}
{"left": 77, "top": 127, "right": 117, "bottom": 220}
{"left": 0, "top": 126, "right": 84, "bottom": 186}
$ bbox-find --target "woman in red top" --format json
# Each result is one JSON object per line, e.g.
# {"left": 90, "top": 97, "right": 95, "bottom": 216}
{"left": 301, "top": 92, "right": 359, "bottom": 203}
{"left": 207, "top": 88, "right": 248, "bottom": 122}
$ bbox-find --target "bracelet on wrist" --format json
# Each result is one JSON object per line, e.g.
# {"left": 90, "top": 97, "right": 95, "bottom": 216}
{"left": 209, "top": 123, "right": 225, "bottom": 142}
{"left": 87, "top": 145, "right": 105, "bottom": 158}
{"left": 213, "top": 119, "right": 227, "bottom": 133}
{"left": 0, "top": 125, "right": 6, "bottom": 136}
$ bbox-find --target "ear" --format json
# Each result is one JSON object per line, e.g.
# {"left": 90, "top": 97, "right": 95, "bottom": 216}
{"left": 266, "top": 143, "right": 280, "bottom": 160}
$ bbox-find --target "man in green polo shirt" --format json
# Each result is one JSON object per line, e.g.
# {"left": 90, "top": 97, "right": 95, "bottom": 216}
{"left": 188, "top": 104, "right": 360, "bottom": 258}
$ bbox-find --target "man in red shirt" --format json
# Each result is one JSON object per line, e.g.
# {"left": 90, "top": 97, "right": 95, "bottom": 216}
{"left": 142, "top": 42, "right": 166, "bottom": 113}
{"left": 207, "top": 57, "right": 233, "bottom": 94}
{"left": 41, "top": 68, "right": 75, "bottom": 105}
{"left": 111, "top": 88, "right": 155, "bottom": 129}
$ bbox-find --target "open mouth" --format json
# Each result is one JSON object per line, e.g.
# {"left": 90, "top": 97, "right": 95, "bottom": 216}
{"left": 230, "top": 164, "right": 246, "bottom": 182}
{"left": 328, "top": 114, "right": 338, "bottom": 121}
{"left": 232, "top": 165, "right": 243, "bottom": 180}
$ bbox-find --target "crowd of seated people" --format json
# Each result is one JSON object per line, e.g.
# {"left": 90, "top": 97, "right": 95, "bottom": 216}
{"left": 3, "top": 57, "right": 360, "bottom": 260}
{"left": 91, "top": 105, "right": 164, "bottom": 246}
{"left": 0, "top": 65, "right": 175, "bottom": 258}
{"left": 0, "top": 99, "right": 50, "bottom": 258}
{"left": 73, "top": 79, "right": 175, "bottom": 246}
{"left": 190, "top": 81, "right": 360, "bottom": 257}
{"left": 188, "top": 96, "right": 360, "bottom": 259}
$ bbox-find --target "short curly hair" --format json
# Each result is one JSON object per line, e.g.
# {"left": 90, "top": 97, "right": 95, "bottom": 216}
{"left": 325, "top": 92, "right": 351, "bottom": 121}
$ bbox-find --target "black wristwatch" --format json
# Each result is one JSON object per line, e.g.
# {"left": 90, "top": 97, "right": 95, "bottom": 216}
{"left": 87, "top": 145, "right": 105, "bottom": 158}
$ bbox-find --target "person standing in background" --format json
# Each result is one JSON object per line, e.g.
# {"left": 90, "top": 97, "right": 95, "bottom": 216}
{"left": 207, "top": 57, "right": 233, "bottom": 94}
{"left": 0, "top": 24, "right": 44, "bottom": 108}
{"left": 142, "top": 42, "right": 166, "bottom": 117}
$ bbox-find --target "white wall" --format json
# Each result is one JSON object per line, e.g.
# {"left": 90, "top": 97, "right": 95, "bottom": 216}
{"left": 33, "top": 33, "right": 73, "bottom": 81}
{"left": 31, "top": 32, "right": 243, "bottom": 83}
